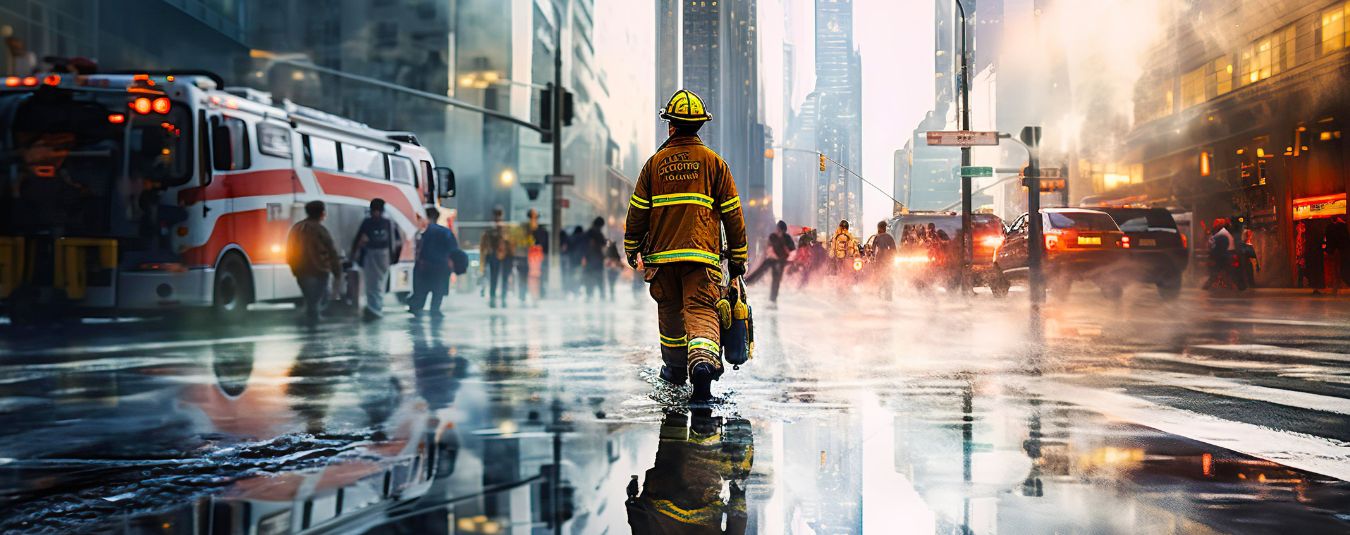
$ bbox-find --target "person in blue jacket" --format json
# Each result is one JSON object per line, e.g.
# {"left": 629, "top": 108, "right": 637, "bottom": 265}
{"left": 409, "top": 207, "right": 460, "bottom": 317}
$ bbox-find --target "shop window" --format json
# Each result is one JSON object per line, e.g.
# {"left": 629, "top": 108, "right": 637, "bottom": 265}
{"left": 1181, "top": 66, "right": 1205, "bottom": 109}
{"left": 1322, "top": 3, "right": 1348, "bottom": 55}
{"left": 1208, "top": 56, "right": 1233, "bottom": 98}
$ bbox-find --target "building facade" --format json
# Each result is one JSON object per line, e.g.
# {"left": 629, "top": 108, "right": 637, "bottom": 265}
{"left": 1103, "top": 0, "right": 1350, "bottom": 287}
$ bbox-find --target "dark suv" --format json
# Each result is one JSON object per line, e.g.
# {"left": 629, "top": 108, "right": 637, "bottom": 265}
{"left": 994, "top": 208, "right": 1129, "bottom": 298}
{"left": 1097, "top": 207, "right": 1188, "bottom": 299}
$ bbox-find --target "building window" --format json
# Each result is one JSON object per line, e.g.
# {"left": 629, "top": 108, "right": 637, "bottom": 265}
{"left": 1282, "top": 25, "right": 1299, "bottom": 71}
{"left": 1208, "top": 55, "right": 1233, "bottom": 98}
{"left": 1181, "top": 66, "right": 1205, "bottom": 109}
{"left": 1323, "top": 2, "right": 1348, "bottom": 55}
{"left": 1136, "top": 78, "right": 1174, "bottom": 124}
{"left": 1240, "top": 34, "right": 1277, "bottom": 85}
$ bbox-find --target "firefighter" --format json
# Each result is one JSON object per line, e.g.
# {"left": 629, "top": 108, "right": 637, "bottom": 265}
{"left": 829, "top": 219, "right": 858, "bottom": 274}
{"left": 625, "top": 88, "right": 749, "bottom": 403}
{"left": 626, "top": 410, "right": 753, "bottom": 534}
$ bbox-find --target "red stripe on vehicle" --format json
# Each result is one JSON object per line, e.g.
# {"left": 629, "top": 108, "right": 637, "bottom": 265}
{"left": 178, "top": 169, "right": 300, "bottom": 205}
{"left": 313, "top": 171, "right": 419, "bottom": 223}
{"left": 181, "top": 209, "right": 291, "bottom": 267}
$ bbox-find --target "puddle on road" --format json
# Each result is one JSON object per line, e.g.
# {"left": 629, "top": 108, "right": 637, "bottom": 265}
{"left": 0, "top": 310, "right": 1347, "bottom": 534}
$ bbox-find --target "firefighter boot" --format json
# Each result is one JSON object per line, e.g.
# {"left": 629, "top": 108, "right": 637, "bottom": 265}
{"left": 688, "top": 348, "right": 721, "bottom": 403}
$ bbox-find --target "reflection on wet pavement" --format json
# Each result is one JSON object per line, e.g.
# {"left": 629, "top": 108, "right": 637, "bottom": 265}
{"left": 0, "top": 287, "right": 1347, "bottom": 533}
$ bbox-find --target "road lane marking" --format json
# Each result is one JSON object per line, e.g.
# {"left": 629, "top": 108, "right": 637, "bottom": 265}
{"left": 1191, "top": 344, "right": 1350, "bottom": 364}
{"left": 1036, "top": 381, "right": 1350, "bottom": 482}
{"left": 1110, "top": 369, "right": 1350, "bottom": 416}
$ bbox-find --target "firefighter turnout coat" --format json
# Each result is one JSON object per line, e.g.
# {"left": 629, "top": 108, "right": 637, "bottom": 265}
{"left": 624, "top": 135, "right": 748, "bottom": 268}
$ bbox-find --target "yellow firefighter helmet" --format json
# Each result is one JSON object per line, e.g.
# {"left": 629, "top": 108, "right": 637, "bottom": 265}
{"left": 660, "top": 89, "right": 713, "bottom": 123}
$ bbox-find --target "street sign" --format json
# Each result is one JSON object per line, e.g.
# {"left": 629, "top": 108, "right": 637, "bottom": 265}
{"left": 926, "top": 131, "right": 999, "bottom": 147}
{"left": 546, "top": 174, "right": 575, "bottom": 185}
{"left": 960, "top": 166, "right": 993, "bottom": 177}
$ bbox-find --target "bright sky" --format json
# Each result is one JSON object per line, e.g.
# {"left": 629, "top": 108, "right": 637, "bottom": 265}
{"left": 596, "top": 0, "right": 937, "bottom": 228}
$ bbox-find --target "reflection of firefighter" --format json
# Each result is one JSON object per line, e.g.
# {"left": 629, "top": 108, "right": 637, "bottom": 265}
{"left": 627, "top": 411, "right": 754, "bottom": 535}
{"left": 625, "top": 89, "right": 748, "bottom": 403}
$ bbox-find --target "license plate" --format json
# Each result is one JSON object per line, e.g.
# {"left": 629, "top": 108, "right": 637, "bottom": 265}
{"left": 1139, "top": 238, "right": 1156, "bottom": 247}
{"left": 1077, "top": 236, "right": 1101, "bottom": 245}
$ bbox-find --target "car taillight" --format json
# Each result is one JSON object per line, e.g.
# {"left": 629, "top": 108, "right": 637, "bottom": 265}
{"left": 1044, "top": 230, "right": 1060, "bottom": 250}
{"left": 1121, "top": 236, "right": 1131, "bottom": 249}
{"left": 980, "top": 236, "right": 1003, "bottom": 249}
{"left": 1181, "top": 233, "right": 1187, "bottom": 249}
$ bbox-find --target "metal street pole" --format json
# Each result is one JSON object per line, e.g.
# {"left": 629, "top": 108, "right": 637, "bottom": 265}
{"left": 955, "top": 0, "right": 973, "bottom": 295}
{"left": 1021, "top": 127, "right": 1044, "bottom": 307}
{"left": 549, "top": 22, "right": 564, "bottom": 297}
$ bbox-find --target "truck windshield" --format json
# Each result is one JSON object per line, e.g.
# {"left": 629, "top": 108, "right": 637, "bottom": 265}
{"left": 1, "top": 90, "right": 192, "bottom": 236}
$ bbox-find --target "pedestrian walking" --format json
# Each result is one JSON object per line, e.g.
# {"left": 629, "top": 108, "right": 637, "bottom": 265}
{"left": 604, "top": 239, "right": 623, "bottom": 300}
{"left": 1325, "top": 216, "right": 1350, "bottom": 295}
{"left": 567, "top": 226, "right": 586, "bottom": 298}
{"left": 507, "top": 211, "right": 531, "bottom": 306}
{"left": 745, "top": 220, "right": 795, "bottom": 303}
{"left": 625, "top": 88, "right": 748, "bottom": 402}
{"left": 286, "top": 200, "right": 343, "bottom": 328}
{"left": 829, "top": 220, "right": 857, "bottom": 275}
{"left": 527, "top": 209, "right": 550, "bottom": 299}
{"left": 409, "top": 207, "right": 459, "bottom": 317}
{"left": 351, "top": 198, "right": 402, "bottom": 320}
{"left": 582, "top": 217, "right": 608, "bottom": 301}
{"left": 869, "top": 220, "right": 897, "bottom": 299}
{"left": 1203, "top": 218, "right": 1237, "bottom": 291}
{"left": 480, "top": 207, "right": 511, "bottom": 308}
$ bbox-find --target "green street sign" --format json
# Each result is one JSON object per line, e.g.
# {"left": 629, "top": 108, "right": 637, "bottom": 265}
{"left": 960, "top": 166, "right": 993, "bottom": 178}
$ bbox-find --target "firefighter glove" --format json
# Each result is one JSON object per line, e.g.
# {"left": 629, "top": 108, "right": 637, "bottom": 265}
{"left": 728, "top": 261, "right": 746, "bottom": 279}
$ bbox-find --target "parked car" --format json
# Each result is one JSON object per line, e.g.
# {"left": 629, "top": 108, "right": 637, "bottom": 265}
{"left": 1096, "top": 207, "right": 1189, "bottom": 299}
{"left": 994, "top": 208, "right": 1130, "bottom": 298}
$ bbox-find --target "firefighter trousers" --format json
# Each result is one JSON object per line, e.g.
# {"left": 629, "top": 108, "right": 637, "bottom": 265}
{"left": 647, "top": 262, "right": 724, "bottom": 375}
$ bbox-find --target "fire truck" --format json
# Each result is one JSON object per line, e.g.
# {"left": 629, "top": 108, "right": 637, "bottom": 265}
{"left": 0, "top": 71, "right": 455, "bottom": 320}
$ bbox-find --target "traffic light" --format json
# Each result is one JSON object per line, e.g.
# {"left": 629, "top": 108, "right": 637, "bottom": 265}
{"left": 818, "top": 153, "right": 826, "bottom": 172}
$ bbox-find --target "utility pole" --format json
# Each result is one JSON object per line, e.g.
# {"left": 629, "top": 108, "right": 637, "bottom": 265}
{"left": 549, "top": 20, "right": 564, "bottom": 291}
{"left": 955, "top": 0, "right": 973, "bottom": 295}
{"left": 1022, "top": 126, "right": 1044, "bottom": 307}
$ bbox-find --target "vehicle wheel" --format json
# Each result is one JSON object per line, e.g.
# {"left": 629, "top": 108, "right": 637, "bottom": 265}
{"left": 990, "top": 275, "right": 1010, "bottom": 298}
{"left": 1099, "top": 283, "right": 1124, "bottom": 300}
{"left": 213, "top": 253, "right": 253, "bottom": 320}
{"left": 1156, "top": 278, "right": 1181, "bottom": 300}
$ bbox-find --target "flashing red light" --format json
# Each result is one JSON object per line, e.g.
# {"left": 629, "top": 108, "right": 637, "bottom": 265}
{"left": 108, "top": 113, "right": 126, "bottom": 124}
{"left": 1201, "top": 453, "right": 1213, "bottom": 477}
{"left": 42, "top": 74, "right": 60, "bottom": 86}
{"left": 131, "top": 97, "right": 153, "bottom": 114}
{"left": 21, "top": 76, "right": 37, "bottom": 87}
{"left": 151, "top": 97, "right": 171, "bottom": 114}
{"left": 4, "top": 77, "right": 18, "bottom": 87}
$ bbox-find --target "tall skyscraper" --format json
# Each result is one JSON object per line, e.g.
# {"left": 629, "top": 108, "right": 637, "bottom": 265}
{"left": 655, "top": 0, "right": 681, "bottom": 147}
{"left": 813, "top": 0, "right": 863, "bottom": 231}
{"left": 659, "top": 0, "right": 768, "bottom": 234}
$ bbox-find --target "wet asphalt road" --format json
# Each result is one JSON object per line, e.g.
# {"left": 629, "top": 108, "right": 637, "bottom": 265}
{"left": 0, "top": 281, "right": 1348, "bottom": 534}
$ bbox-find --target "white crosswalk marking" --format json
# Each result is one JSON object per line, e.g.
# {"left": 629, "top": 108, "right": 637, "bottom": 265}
{"left": 1106, "top": 369, "right": 1350, "bottom": 416}
{"left": 1192, "top": 343, "right": 1350, "bottom": 364}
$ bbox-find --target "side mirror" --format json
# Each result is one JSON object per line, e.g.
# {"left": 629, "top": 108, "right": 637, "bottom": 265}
{"left": 434, "top": 166, "right": 456, "bottom": 198}
{"left": 211, "top": 125, "right": 234, "bottom": 171}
